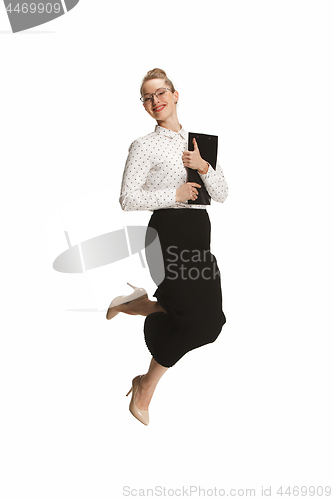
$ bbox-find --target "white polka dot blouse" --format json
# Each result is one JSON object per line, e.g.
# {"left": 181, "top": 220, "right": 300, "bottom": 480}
{"left": 119, "top": 125, "right": 229, "bottom": 212}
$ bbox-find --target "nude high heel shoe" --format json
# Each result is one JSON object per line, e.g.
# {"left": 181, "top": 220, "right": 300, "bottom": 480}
{"left": 106, "top": 283, "right": 148, "bottom": 320}
{"left": 126, "top": 375, "right": 149, "bottom": 426}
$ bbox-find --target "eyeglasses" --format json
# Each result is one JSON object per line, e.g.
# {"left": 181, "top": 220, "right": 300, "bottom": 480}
{"left": 140, "top": 88, "right": 172, "bottom": 103}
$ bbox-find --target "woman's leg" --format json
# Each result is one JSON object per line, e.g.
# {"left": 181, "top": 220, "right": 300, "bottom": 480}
{"left": 116, "top": 298, "right": 168, "bottom": 409}
{"left": 116, "top": 297, "right": 166, "bottom": 316}
{"left": 134, "top": 357, "right": 169, "bottom": 411}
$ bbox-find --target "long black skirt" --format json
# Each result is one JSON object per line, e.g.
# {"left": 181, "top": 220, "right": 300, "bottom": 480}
{"left": 143, "top": 208, "right": 226, "bottom": 368}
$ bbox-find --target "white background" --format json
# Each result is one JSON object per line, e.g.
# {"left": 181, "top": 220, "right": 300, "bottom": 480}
{"left": 1, "top": 1, "right": 332, "bottom": 499}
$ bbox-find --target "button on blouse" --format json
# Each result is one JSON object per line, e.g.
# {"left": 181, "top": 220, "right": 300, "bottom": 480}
{"left": 119, "top": 125, "right": 229, "bottom": 212}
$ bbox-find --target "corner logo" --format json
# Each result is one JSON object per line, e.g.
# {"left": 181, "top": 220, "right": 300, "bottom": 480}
{"left": 53, "top": 226, "right": 165, "bottom": 287}
{"left": 3, "top": 0, "right": 80, "bottom": 33}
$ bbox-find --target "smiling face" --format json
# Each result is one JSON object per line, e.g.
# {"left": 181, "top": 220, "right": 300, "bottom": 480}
{"left": 141, "top": 78, "right": 179, "bottom": 123}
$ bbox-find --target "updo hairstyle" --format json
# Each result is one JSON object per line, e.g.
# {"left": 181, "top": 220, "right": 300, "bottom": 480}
{"left": 140, "top": 68, "right": 176, "bottom": 97}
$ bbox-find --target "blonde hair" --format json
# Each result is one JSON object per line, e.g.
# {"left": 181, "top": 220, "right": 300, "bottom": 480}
{"left": 140, "top": 68, "right": 176, "bottom": 97}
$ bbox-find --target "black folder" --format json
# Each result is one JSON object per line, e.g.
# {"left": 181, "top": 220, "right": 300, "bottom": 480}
{"left": 186, "top": 132, "right": 218, "bottom": 205}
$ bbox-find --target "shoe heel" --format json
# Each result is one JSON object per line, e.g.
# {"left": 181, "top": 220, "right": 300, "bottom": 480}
{"left": 127, "top": 283, "right": 136, "bottom": 290}
{"left": 126, "top": 387, "right": 132, "bottom": 397}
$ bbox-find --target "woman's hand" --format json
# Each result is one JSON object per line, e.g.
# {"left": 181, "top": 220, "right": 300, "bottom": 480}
{"left": 182, "top": 138, "right": 209, "bottom": 174}
{"left": 176, "top": 182, "right": 202, "bottom": 203}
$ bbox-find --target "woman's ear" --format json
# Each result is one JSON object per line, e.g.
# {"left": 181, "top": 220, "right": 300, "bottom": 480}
{"left": 174, "top": 90, "right": 179, "bottom": 103}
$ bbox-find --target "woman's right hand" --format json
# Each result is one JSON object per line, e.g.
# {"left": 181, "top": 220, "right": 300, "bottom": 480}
{"left": 175, "top": 182, "right": 202, "bottom": 203}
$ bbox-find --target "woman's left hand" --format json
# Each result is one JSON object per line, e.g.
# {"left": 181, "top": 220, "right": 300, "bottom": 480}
{"left": 182, "top": 138, "right": 209, "bottom": 174}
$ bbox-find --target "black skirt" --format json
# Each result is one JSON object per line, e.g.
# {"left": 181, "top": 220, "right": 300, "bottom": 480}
{"left": 143, "top": 208, "right": 226, "bottom": 367}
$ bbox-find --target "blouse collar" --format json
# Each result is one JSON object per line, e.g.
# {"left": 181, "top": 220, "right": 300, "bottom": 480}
{"left": 155, "top": 124, "right": 188, "bottom": 141}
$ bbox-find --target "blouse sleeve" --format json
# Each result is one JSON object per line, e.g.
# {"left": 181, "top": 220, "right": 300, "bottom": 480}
{"left": 119, "top": 139, "right": 177, "bottom": 211}
{"left": 198, "top": 160, "right": 229, "bottom": 203}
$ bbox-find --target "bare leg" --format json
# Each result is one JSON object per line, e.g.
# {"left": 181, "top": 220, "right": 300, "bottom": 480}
{"left": 116, "top": 297, "right": 166, "bottom": 316}
{"left": 134, "top": 357, "right": 169, "bottom": 411}
{"left": 117, "top": 299, "right": 169, "bottom": 409}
